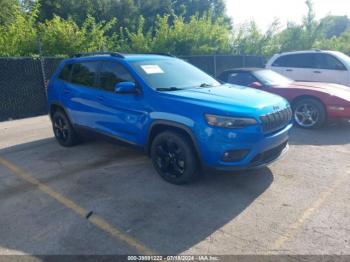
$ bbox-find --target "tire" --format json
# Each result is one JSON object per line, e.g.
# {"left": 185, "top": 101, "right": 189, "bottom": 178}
{"left": 293, "top": 98, "right": 326, "bottom": 129}
{"left": 52, "top": 110, "right": 80, "bottom": 147}
{"left": 150, "top": 131, "right": 199, "bottom": 184}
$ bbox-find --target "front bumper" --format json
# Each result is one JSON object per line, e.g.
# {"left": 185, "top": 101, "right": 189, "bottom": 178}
{"left": 210, "top": 141, "right": 289, "bottom": 171}
{"left": 197, "top": 123, "right": 292, "bottom": 171}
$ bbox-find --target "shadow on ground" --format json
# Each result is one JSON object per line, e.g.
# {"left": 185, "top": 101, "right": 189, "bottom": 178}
{"left": 0, "top": 138, "right": 273, "bottom": 255}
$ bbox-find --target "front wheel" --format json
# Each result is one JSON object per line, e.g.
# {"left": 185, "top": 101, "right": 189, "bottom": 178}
{"left": 293, "top": 98, "right": 326, "bottom": 129}
{"left": 150, "top": 131, "right": 199, "bottom": 185}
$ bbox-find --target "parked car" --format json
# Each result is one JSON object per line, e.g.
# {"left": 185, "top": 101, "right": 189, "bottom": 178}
{"left": 218, "top": 68, "right": 350, "bottom": 129}
{"left": 266, "top": 50, "right": 350, "bottom": 86}
{"left": 48, "top": 52, "right": 292, "bottom": 184}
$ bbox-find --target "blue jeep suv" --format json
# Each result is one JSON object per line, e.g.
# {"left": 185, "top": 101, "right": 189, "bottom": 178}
{"left": 48, "top": 52, "right": 292, "bottom": 184}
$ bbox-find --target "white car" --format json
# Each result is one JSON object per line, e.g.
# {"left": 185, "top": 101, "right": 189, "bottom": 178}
{"left": 266, "top": 50, "right": 350, "bottom": 87}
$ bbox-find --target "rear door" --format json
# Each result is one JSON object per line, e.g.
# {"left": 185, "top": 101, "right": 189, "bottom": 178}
{"left": 269, "top": 53, "right": 315, "bottom": 81}
{"left": 311, "top": 53, "right": 349, "bottom": 85}
{"left": 271, "top": 53, "right": 314, "bottom": 81}
{"left": 268, "top": 54, "right": 297, "bottom": 77}
{"left": 61, "top": 61, "right": 103, "bottom": 127}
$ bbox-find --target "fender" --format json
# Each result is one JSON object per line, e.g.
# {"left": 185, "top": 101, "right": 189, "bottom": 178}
{"left": 49, "top": 101, "right": 73, "bottom": 124}
{"left": 146, "top": 119, "right": 202, "bottom": 161}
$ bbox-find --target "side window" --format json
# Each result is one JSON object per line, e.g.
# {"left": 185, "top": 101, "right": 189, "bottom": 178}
{"left": 99, "top": 62, "right": 135, "bottom": 92}
{"left": 228, "top": 72, "right": 257, "bottom": 86}
{"left": 58, "top": 64, "right": 72, "bottom": 82}
{"left": 314, "top": 54, "right": 346, "bottom": 70}
{"left": 292, "top": 54, "right": 315, "bottom": 68}
{"left": 272, "top": 54, "right": 314, "bottom": 68}
{"left": 71, "top": 62, "right": 99, "bottom": 87}
{"left": 272, "top": 55, "right": 292, "bottom": 67}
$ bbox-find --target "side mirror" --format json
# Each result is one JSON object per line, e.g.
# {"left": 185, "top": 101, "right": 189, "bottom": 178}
{"left": 249, "top": 82, "right": 264, "bottom": 88}
{"left": 114, "top": 82, "right": 138, "bottom": 94}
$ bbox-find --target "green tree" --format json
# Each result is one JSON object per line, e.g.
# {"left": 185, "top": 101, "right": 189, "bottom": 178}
{"left": 38, "top": 16, "right": 84, "bottom": 56}
{"left": 37, "top": 0, "right": 230, "bottom": 32}
{"left": 171, "top": 0, "right": 229, "bottom": 24}
{"left": 276, "top": 0, "right": 322, "bottom": 53}
{"left": 302, "top": 0, "right": 320, "bottom": 48}
{"left": 232, "top": 20, "right": 280, "bottom": 56}
{"left": 319, "top": 15, "right": 350, "bottom": 38}
{"left": 151, "top": 14, "right": 231, "bottom": 55}
{"left": 39, "top": 15, "right": 116, "bottom": 56}
{"left": 314, "top": 29, "right": 350, "bottom": 55}
{"left": 0, "top": 4, "right": 37, "bottom": 56}
{"left": 118, "top": 16, "right": 153, "bottom": 53}
{"left": 0, "top": 0, "right": 20, "bottom": 25}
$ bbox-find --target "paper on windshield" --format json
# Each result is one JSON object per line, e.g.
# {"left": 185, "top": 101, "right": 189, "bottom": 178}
{"left": 141, "top": 65, "right": 164, "bottom": 74}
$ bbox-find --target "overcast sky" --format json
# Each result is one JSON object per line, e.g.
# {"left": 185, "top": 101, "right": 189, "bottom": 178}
{"left": 225, "top": 0, "right": 350, "bottom": 31}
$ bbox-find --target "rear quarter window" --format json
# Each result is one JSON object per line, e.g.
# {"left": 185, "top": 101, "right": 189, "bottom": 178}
{"left": 314, "top": 53, "right": 347, "bottom": 70}
{"left": 58, "top": 64, "right": 73, "bottom": 82}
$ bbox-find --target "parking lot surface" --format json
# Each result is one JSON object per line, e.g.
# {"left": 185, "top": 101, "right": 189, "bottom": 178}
{"left": 0, "top": 116, "right": 349, "bottom": 256}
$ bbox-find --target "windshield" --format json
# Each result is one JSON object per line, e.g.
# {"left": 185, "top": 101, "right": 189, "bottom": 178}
{"left": 254, "top": 69, "right": 293, "bottom": 86}
{"left": 130, "top": 58, "right": 220, "bottom": 90}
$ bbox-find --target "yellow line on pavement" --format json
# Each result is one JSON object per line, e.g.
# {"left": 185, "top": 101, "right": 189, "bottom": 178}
{"left": 270, "top": 171, "right": 349, "bottom": 252}
{"left": 0, "top": 156, "right": 155, "bottom": 255}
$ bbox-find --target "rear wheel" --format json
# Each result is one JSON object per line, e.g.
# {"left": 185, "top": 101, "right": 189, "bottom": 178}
{"left": 150, "top": 131, "right": 199, "bottom": 184}
{"left": 52, "top": 110, "right": 80, "bottom": 147}
{"left": 293, "top": 98, "right": 326, "bottom": 129}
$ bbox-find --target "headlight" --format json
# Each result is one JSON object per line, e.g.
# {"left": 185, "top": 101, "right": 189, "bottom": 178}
{"left": 205, "top": 114, "right": 257, "bottom": 129}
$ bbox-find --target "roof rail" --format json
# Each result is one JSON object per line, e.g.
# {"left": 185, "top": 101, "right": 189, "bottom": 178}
{"left": 72, "top": 52, "right": 125, "bottom": 58}
{"left": 146, "top": 52, "right": 176, "bottom": 57}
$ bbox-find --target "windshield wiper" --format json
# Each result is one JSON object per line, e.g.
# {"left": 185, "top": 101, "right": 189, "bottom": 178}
{"left": 156, "top": 87, "right": 184, "bottom": 91}
{"left": 199, "top": 83, "right": 213, "bottom": 87}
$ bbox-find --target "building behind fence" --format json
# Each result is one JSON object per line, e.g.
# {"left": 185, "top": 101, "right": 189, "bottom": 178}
{"left": 0, "top": 55, "right": 265, "bottom": 122}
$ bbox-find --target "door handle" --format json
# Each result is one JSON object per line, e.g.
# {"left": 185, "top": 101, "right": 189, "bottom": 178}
{"left": 97, "top": 95, "right": 104, "bottom": 101}
{"left": 63, "top": 88, "right": 71, "bottom": 94}
{"left": 313, "top": 71, "right": 321, "bottom": 74}
{"left": 286, "top": 69, "right": 293, "bottom": 72}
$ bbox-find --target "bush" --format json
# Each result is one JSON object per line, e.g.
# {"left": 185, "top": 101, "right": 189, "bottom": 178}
{"left": 39, "top": 15, "right": 116, "bottom": 56}
{"left": 0, "top": 5, "right": 37, "bottom": 56}
{"left": 152, "top": 14, "right": 232, "bottom": 55}
{"left": 1, "top": 0, "right": 349, "bottom": 58}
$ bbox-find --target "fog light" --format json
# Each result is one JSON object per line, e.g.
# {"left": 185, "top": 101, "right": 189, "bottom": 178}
{"left": 222, "top": 149, "right": 250, "bottom": 162}
{"left": 329, "top": 106, "right": 345, "bottom": 111}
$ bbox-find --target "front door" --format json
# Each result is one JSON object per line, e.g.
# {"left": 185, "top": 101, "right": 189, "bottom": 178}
{"left": 310, "top": 53, "right": 349, "bottom": 85}
{"left": 96, "top": 61, "right": 149, "bottom": 145}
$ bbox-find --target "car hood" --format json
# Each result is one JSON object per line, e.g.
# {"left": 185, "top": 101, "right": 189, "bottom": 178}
{"left": 161, "top": 84, "right": 289, "bottom": 115}
{"left": 290, "top": 82, "right": 350, "bottom": 101}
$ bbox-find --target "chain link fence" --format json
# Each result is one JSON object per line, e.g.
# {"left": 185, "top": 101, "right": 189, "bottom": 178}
{"left": 0, "top": 58, "right": 47, "bottom": 121}
{"left": 0, "top": 55, "right": 265, "bottom": 122}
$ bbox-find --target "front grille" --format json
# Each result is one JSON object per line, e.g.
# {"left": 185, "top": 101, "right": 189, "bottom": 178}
{"left": 260, "top": 107, "right": 292, "bottom": 133}
{"left": 251, "top": 141, "right": 288, "bottom": 164}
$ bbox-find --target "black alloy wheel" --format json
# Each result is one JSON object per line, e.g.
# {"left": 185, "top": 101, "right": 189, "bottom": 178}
{"left": 151, "top": 131, "right": 199, "bottom": 184}
{"left": 52, "top": 110, "right": 80, "bottom": 147}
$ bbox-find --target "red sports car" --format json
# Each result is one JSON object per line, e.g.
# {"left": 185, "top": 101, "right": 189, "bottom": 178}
{"left": 218, "top": 68, "right": 350, "bottom": 129}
